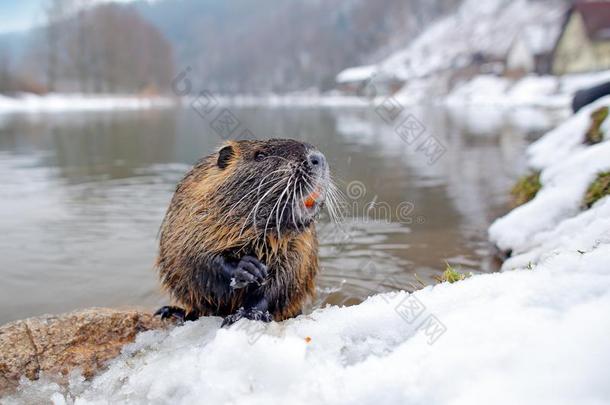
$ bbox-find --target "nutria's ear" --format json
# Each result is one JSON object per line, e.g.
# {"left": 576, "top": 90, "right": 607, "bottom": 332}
{"left": 217, "top": 145, "right": 234, "bottom": 169}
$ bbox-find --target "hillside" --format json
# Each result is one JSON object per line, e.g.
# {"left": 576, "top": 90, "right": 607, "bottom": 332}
{"left": 338, "top": 0, "right": 571, "bottom": 103}
{"left": 135, "top": 0, "right": 465, "bottom": 93}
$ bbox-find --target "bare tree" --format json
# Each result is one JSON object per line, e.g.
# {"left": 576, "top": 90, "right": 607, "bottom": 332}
{"left": 43, "top": 0, "right": 71, "bottom": 92}
{"left": 0, "top": 46, "right": 12, "bottom": 93}
{"left": 32, "top": 1, "right": 174, "bottom": 94}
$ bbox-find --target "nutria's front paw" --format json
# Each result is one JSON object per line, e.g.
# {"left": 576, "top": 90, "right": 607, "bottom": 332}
{"left": 221, "top": 307, "right": 273, "bottom": 327}
{"left": 154, "top": 305, "right": 186, "bottom": 321}
{"left": 244, "top": 308, "right": 273, "bottom": 322}
{"left": 226, "top": 255, "right": 268, "bottom": 289}
{"left": 154, "top": 306, "right": 198, "bottom": 323}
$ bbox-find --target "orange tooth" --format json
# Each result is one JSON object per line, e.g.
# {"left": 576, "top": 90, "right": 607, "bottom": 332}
{"left": 304, "top": 189, "right": 321, "bottom": 208}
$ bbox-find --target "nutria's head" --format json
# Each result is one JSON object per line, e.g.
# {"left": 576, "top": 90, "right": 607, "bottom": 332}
{"left": 201, "top": 139, "right": 330, "bottom": 237}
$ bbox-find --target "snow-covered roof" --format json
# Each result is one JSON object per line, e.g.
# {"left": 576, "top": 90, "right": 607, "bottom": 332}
{"left": 514, "top": 24, "right": 562, "bottom": 55}
{"left": 335, "top": 65, "right": 377, "bottom": 84}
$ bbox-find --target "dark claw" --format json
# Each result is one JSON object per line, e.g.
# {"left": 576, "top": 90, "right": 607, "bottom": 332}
{"left": 242, "top": 256, "right": 269, "bottom": 279}
{"left": 154, "top": 306, "right": 198, "bottom": 323}
{"left": 245, "top": 309, "right": 273, "bottom": 322}
{"left": 231, "top": 270, "right": 255, "bottom": 289}
{"left": 230, "top": 256, "right": 268, "bottom": 289}
{"left": 221, "top": 308, "right": 247, "bottom": 327}
{"left": 221, "top": 307, "right": 273, "bottom": 327}
{"left": 239, "top": 261, "right": 263, "bottom": 282}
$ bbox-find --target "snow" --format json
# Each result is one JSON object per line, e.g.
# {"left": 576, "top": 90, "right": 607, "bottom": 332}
{"left": 559, "top": 69, "right": 610, "bottom": 95}
{"left": 507, "top": 76, "right": 559, "bottom": 104}
{"left": 516, "top": 24, "right": 562, "bottom": 56}
{"left": 192, "top": 69, "right": 610, "bottom": 110}
{"left": 489, "top": 96, "right": 610, "bottom": 268}
{"left": 331, "top": 0, "right": 609, "bottom": 109}
{"left": 213, "top": 93, "right": 371, "bottom": 108}
{"left": 445, "top": 71, "right": 610, "bottom": 109}
{"left": 527, "top": 103, "right": 595, "bottom": 170}
{"left": 491, "top": 140, "right": 610, "bottom": 254}
{"left": 0, "top": 93, "right": 176, "bottom": 114}
{"left": 370, "top": 0, "right": 566, "bottom": 83}
{"left": 6, "top": 246, "right": 610, "bottom": 404}
{"left": 0, "top": 92, "right": 375, "bottom": 112}
{"left": 336, "top": 65, "right": 378, "bottom": 84}
{"left": 445, "top": 75, "right": 513, "bottom": 106}
{"left": 330, "top": 0, "right": 569, "bottom": 105}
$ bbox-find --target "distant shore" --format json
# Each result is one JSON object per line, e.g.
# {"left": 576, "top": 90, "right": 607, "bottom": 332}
{"left": 0, "top": 93, "right": 177, "bottom": 114}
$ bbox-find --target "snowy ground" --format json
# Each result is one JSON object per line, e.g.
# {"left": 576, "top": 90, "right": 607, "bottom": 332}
{"left": 489, "top": 96, "right": 610, "bottom": 270}
{"left": 0, "top": 93, "right": 176, "bottom": 114}
{"left": 0, "top": 92, "right": 372, "bottom": 113}
{"left": 2, "top": 68, "right": 609, "bottom": 113}
{"left": 445, "top": 71, "right": 610, "bottom": 109}
{"left": 4, "top": 99, "right": 610, "bottom": 405}
{"left": 195, "top": 70, "right": 610, "bottom": 110}
{"left": 204, "top": 69, "right": 610, "bottom": 110}
{"left": 7, "top": 248, "right": 610, "bottom": 405}
{"left": 213, "top": 93, "right": 370, "bottom": 108}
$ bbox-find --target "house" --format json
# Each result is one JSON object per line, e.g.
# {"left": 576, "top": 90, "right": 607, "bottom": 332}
{"left": 552, "top": 1, "right": 610, "bottom": 75}
{"left": 335, "top": 65, "right": 404, "bottom": 97}
{"left": 448, "top": 52, "right": 505, "bottom": 89}
{"left": 506, "top": 25, "right": 560, "bottom": 76}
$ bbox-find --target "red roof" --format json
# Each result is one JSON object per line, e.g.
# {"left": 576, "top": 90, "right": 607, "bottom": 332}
{"left": 575, "top": 1, "right": 610, "bottom": 40}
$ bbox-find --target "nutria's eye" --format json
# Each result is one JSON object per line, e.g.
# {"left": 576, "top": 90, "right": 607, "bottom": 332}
{"left": 254, "top": 151, "right": 267, "bottom": 161}
{"left": 217, "top": 145, "right": 234, "bottom": 169}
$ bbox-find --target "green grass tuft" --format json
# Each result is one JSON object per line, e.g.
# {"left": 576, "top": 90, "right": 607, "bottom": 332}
{"left": 434, "top": 262, "right": 470, "bottom": 284}
{"left": 583, "top": 171, "right": 610, "bottom": 209}
{"left": 510, "top": 171, "right": 541, "bottom": 207}
{"left": 584, "top": 106, "right": 608, "bottom": 145}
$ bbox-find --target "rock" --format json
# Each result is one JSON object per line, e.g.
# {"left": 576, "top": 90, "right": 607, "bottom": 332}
{"left": 0, "top": 308, "right": 171, "bottom": 395}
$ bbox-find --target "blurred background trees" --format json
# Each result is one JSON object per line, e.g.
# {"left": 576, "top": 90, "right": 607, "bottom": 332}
{"left": 0, "top": 0, "right": 461, "bottom": 95}
{"left": 14, "top": 0, "right": 174, "bottom": 94}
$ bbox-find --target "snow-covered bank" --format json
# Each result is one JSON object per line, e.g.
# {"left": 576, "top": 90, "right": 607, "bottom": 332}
{"left": 445, "top": 70, "right": 610, "bottom": 109}
{"left": 2, "top": 73, "right": 602, "bottom": 113}
{"left": 490, "top": 96, "right": 610, "bottom": 270}
{"left": 211, "top": 71, "right": 610, "bottom": 111}
{"left": 0, "top": 93, "right": 176, "bottom": 114}
{"left": 0, "top": 92, "right": 373, "bottom": 113}
{"left": 213, "top": 93, "right": 371, "bottom": 108}
{"left": 7, "top": 247, "right": 610, "bottom": 405}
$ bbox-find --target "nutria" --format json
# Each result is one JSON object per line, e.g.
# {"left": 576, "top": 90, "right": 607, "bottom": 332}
{"left": 154, "top": 139, "right": 331, "bottom": 325}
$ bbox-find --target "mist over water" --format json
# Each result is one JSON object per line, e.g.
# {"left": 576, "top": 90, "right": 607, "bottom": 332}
{"left": 0, "top": 105, "right": 566, "bottom": 324}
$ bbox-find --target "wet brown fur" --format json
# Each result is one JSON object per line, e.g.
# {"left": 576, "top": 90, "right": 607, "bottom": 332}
{"left": 157, "top": 140, "right": 320, "bottom": 321}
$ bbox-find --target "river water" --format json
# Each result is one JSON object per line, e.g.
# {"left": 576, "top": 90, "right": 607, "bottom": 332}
{"left": 0, "top": 104, "right": 567, "bottom": 324}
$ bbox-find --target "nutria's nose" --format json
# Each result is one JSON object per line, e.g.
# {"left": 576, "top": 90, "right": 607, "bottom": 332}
{"left": 306, "top": 151, "right": 326, "bottom": 170}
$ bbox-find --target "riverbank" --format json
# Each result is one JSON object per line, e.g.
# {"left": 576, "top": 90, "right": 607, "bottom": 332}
{"left": 0, "top": 93, "right": 176, "bottom": 114}
{"left": 0, "top": 75, "right": 591, "bottom": 115}
{"left": 4, "top": 261, "right": 610, "bottom": 404}
{"left": 443, "top": 70, "right": 610, "bottom": 109}
{"left": 490, "top": 95, "right": 610, "bottom": 269}
{"left": 0, "top": 308, "right": 171, "bottom": 396}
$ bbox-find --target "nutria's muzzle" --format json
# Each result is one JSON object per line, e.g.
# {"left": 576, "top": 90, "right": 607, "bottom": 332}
{"left": 295, "top": 148, "right": 329, "bottom": 224}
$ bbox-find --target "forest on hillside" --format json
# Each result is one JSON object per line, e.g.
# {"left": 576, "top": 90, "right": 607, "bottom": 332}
{"left": 0, "top": 0, "right": 461, "bottom": 94}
